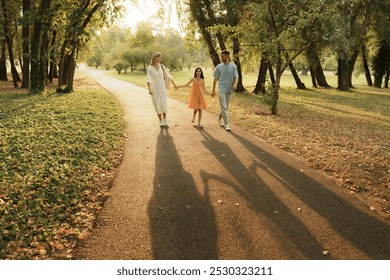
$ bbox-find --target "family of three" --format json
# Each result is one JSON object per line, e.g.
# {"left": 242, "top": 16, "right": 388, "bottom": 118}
{"left": 146, "top": 50, "right": 238, "bottom": 131}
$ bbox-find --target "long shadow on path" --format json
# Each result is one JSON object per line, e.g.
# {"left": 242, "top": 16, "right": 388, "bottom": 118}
{"left": 229, "top": 131, "right": 390, "bottom": 259}
{"left": 198, "top": 129, "right": 327, "bottom": 259}
{"left": 148, "top": 129, "right": 218, "bottom": 259}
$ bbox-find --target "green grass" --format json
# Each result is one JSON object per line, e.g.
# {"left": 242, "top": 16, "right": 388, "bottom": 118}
{"left": 106, "top": 68, "right": 390, "bottom": 118}
{"left": 0, "top": 90, "right": 125, "bottom": 259}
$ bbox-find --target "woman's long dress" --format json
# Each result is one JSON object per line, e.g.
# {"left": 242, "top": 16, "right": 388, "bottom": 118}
{"left": 146, "top": 65, "right": 172, "bottom": 114}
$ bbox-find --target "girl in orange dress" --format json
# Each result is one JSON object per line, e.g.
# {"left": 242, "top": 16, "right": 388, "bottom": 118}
{"left": 176, "top": 67, "right": 210, "bottom": 128}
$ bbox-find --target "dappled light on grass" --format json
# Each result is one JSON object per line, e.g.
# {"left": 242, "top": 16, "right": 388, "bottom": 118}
{"left": 0, "top": 90, "right": 126, "bottom": 259}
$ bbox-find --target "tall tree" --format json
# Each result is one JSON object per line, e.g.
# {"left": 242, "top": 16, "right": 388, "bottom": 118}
{"left": 347, "top": 0, "right": 372, "bottom": 88}
{"left": 361, "top": 43, "right": 372, "bottom": 86}
{"left": 30, "top": 0, "right": 52, "bottom": 93}
{"left": 0, "top": 0, "right": 19, "bottom": 87}
{"left": 57, "top": 0, "right": 121, "bottom": 91}
{"left": 188, "top": 0, "right": 248, "bottom": 92}
{"left": 188, "top": 0, "right": 220, "bottom": 66}
{"left": 21, "top": 0, "right": 30, "bottom": 88}
{"left": 0, "top": 39, "right": 6, "bottom": 81}
{"left": 372, "top": 41, "right": 390, "bottom": 88}
{"left": 239, "top": 0, "right": 330, "bottom": 114}
{"left": 225, "top": 0, "right": 247, "bottom": 92}
{"left": 370, "top": 0, "right": 390, "bottom": 88}
{"left": 332, "top": 0, "right": 373, "bottom": 90}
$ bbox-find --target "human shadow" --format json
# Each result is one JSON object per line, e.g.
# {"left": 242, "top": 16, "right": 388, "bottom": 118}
{"left": 229, "top": 131, "right": 390, "bottom": 259}
{"left": 148, "top": 129, "right": 218, "bottom": 259}
{"left": 198, "top": 130, "right": 327, "bottom": 259}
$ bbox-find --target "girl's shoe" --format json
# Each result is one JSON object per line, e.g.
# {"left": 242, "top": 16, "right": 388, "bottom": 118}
{"left": 197, "top": 123, "right": 203, "bottom": 128}
{"left": 159, "top": 120, "right": 165, "bottom": 127}
{"left": 191, "top": 117, "right": 195, "bottom": 123}
{"left": 164, "top": 119, "right": 169, "bottom": 127}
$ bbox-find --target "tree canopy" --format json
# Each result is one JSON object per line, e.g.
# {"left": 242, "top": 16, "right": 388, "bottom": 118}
{"left": 1, "top": 0, "right": 389, "bottom": 113}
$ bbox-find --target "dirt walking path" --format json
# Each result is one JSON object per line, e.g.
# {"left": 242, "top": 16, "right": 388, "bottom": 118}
{"left": 74, "top": 66, "right": 390, "bottom": 260}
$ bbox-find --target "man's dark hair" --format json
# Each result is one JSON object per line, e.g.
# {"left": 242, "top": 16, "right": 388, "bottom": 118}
{"left": 221, "top": 50, "right": 230, "bottom": 56}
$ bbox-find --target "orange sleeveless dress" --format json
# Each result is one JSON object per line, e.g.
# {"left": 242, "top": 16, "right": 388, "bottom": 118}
{"left": 188, "top": 80, "right": 207, "bottom": 110}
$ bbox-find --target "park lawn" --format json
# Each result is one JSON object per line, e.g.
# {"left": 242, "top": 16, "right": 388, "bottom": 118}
{"left": 1, "top": 67, "right": 388, "bottom": 259}
{"left": 0, "top": 84, "right": 126, "bottom": 259}
{"left": 108, "top": 69, "right": 390, "bottom": 218}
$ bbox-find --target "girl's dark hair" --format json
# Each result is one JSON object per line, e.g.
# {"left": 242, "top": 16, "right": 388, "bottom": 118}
{"left": 193, "top": 67, "right": 204, "bottom": 79}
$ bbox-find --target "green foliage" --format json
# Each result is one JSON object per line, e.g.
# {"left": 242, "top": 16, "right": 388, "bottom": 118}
{"left": 82, "top": 23, "right": 187, "bottom": 72}
{"left": 261, "top": 81, "right": 277, "bottom": 107}
{"left": 0, "top": 90, "right": 125, "bottom": 259}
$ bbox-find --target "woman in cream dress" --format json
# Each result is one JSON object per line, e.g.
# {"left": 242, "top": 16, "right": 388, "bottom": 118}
{"left": 146, "top": 52, "right": 177, "bottom": 127}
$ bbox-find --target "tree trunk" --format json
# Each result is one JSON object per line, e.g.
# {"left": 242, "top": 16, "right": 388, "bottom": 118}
{"left": 0, "top": 39, "right": 6, "bottom": 81}
{"left": 63, "top": 53, "right": 75, "bottom": 92}
{"left": 253, "top": 53, "right": 268, "bottom": 95}
{"left": 272, "top": 73, "right": 281, "bottom": 115}
{"left": 38, "top": 31, "right": 50, "bottom": 91}
{"left": 48, "top": 30, "right": 57, "bottom": 82}
{"left": 362, "top": 44, "right": 373, "bottom": 86}
{"left": 289, "top": 62, "right": 306, "bottom": 89}
{"left": 57, "top": 38, "right": 69, "bottom": 88}
{"left": 374, "top": 74, "right": 383, "bottom": 88}
{"left": 21, "top": 0, "right": 30, "bottom": 88}
{"left": 58, "top": 1, "right": 101, "bottom": 90}
{"left": 232, "top": 36, "right": 245, "bottom": 92}
{"left": 337, "top": 58, "right": 349, "bottom": 91}
{"left": 271, "top": 56, "right": 282, "bottom": 115}
{"left": 204, "top": 0, "right": 226, "bottom": 51}
{"left": 347, "top": 49, "right": 360, "bottom": 88}
{"left": 313, "top": 56, "right": 330, "bottom": 87}
{"left": 310, "top": 65, "right": 318, "bottom": 88}
{"left": 189, "top": 0, "right": 220, "bottom": 67}
{"left": 268, "top": 62, "right": 276, "bottom": 86}
{"left": 307, "top": 48, "right": 330, "bottom": 88}
{"left": 1, "top": 0, "right": 18, "bottom": 87}
{"left": 31, "top": 0, "right": 52, "bottom": 93}
{"left": 62, "top": 54, "right": 71, "bottom": 88}
{"left": 385, "top": 71, "right": 389, "bottom": 88}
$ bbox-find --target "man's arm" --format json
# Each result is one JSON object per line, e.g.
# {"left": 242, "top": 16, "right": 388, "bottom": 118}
{"left": 233, "top": 77, "right": 238, "bottom": 91}
{"left": 233, "top": 65, "right": 239, "bottom": 91}
{"left": 212, "top": 78, "right": 218, "bottom": 97}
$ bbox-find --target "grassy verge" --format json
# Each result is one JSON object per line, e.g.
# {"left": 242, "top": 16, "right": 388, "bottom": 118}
{"left": 0, "top": 89, "right": 126, "bottom": 259}
{"left": 107, "top": 69, "right": 390, "bottom": 217}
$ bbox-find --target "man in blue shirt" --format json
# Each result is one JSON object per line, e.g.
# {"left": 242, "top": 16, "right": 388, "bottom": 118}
{"left": 212, "top": 50, "right": 239, "bottom": 131}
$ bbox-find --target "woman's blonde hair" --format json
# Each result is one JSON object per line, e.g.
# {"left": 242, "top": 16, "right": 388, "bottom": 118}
{"left": 150, "top": 52, "right": 162, "bottom": 65}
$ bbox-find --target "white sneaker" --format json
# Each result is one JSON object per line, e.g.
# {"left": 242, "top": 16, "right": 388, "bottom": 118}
{"left": 225, "top": 124, "right": 231, "bottom": 131}
{"left": 164, "top": 119, "right": 169, "bottom": 127}
{"left": 159, "top": 120, "right": 165, "bottom": 127}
